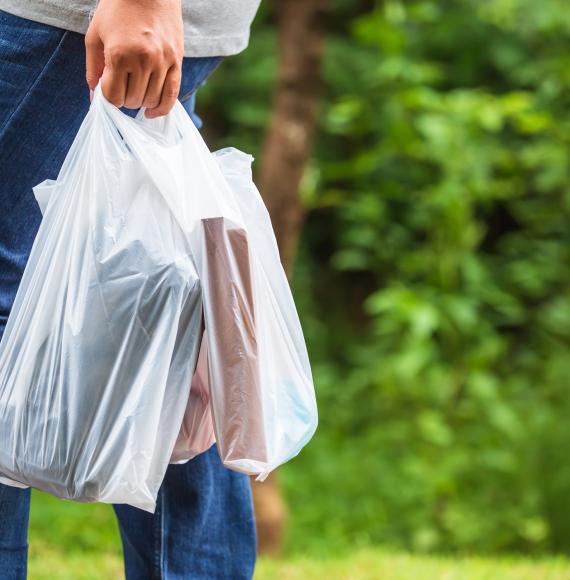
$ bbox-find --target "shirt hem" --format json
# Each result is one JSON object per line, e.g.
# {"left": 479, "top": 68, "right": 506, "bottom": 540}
{"left": 0, "top": 5, "right": 251, "bottom": 57}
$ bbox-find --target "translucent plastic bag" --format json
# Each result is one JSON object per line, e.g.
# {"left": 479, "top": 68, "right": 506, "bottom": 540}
{"left": 0, "top": 85, "right": 317, "bottom": 509}
{"left": 0, "top": 92, "right": 205, "bottom": 512}
{"left": 198, "top": 148, "right": 318, "bottom": 479}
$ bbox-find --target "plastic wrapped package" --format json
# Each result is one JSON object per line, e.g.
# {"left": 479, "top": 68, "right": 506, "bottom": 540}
{"left": 171, "top": 334, "right": 215, "bottom": 463}
{"left": 0, "top": 85, "right": 318, "bottom": 509}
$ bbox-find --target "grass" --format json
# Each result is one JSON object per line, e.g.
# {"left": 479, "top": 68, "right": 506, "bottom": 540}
{"left": 256, "top": 552, "right": 570, "bottom": 580}
{"left": 27, "top": 491, "right": 570, "bottom": 579}
{"left": 29, "top": 491, "right": 123, "bottom": 580}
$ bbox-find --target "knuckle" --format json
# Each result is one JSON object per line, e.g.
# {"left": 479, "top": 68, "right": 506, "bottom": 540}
{"left": 164, "top": 87, "right": 179, "bottom": 100}
{"left": 151, "top": 104, "right": 169, "bottom": 117}
{"left": 101, "top": 80, "right": 122, "bottom": 106}
{"left": 108, "top": 95, "right": 124, "bottom": 107}
{"left": 162, "top": 48, "right": 174, "bottom": 62}
{"left": 144, "top": 98, "right": 160, "bottom": 109}
{"left": 162, "top": 44, "right": 180, "bottom": 63}
{"left": 124, "top": 96, "right": 140, "bottom": 108}
{"left": 103, "top": 89, "right": 123, "bottom": 107}
{"left": 108, "top": 47, "right": 127, "bottom": 66}
{"left": 107, "top": 42, "right": 166, "bottom": 69}
{"left": 134, "top": 36, "right": 162, "bottom": 61}
{"left": 136, "top": 45, "right": 156, "bottom": 64}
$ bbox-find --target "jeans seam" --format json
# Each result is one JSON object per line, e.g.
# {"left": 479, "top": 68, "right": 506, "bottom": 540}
{"left": 153, "top": 492, "right": 162, "bottom": 579}
{"left": 0, "top": 30, "right": 68, "bottom": 137}
{"left": 160, "top": 491, "right": 166, "bottom": 579}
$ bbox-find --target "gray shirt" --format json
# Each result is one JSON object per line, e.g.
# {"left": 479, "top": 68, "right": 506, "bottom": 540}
{"left": 0, "top": 1, "right": 262, "bottom": 57}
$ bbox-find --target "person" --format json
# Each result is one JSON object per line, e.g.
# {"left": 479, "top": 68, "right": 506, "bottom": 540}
{"left": 0, "top": 0, "right": 261, "bottom": 578}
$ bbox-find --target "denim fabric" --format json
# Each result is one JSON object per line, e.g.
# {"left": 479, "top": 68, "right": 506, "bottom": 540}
{"left": 114, "top": 450, "right": 256, "bottom": 580}
{"left": 0, "top": 485, "right": 30, "bottom": 580}
{"left": 0, "top": 10, "right": 255, "bottom": 580}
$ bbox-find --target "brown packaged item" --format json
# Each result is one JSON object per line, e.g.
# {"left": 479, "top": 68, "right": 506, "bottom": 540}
{"left": 201, "top": 217, "right": 268, "bottom": 466}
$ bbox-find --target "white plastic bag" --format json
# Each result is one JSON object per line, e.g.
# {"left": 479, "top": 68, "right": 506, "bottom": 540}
{"left": 0, "top": 91, "right": 203, "bottom": 511}
{"left": 0, "top": 85, "right": 317, "bottom": 509}
{"left": 199, "top": 148, "right": 318, "bottom": 479}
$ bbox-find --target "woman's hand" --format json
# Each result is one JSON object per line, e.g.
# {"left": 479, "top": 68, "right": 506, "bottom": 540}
{"left": 85, "top": 0, "right": 184, "bottom": 118}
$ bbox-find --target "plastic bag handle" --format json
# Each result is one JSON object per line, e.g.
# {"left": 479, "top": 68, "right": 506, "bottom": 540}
{"left": 91, "top": 84, "right": 187, "bottom": 150}
{"left": 90, "top": 84, "right": 244, "bottom": 233}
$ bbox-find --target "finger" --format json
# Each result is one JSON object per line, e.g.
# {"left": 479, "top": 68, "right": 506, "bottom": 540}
{"left": 142, "top": 69, "right": 167, "bottom": 110}
{"left": 85, "top": 32, "right": 105, "bottom": 92}
{"left": 124, "top": 69, "right": 151, "bottom": 109}
{"left": 100, "top": 65, "right": 128, "bottom": 108}
{"left": 144, "top": 65, "right": 181, "bottom": 119}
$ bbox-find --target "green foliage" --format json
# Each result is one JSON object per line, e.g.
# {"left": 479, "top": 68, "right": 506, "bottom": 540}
{"left": 203, "top": 0, "right": 570, "bottom": 557}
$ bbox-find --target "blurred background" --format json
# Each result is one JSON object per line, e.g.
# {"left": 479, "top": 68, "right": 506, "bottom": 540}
{"left": 30, "top": 0, "right": 570, "bottom": 577}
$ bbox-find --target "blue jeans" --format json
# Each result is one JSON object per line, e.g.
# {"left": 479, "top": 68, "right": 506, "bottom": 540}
{"left": 0, "top": 11, "right": 256, "bottom": 580}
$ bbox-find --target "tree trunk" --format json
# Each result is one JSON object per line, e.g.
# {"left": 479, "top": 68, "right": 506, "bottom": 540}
{"left": 252, "top": 0, "right": 328, "bottom": 557}
{"left": 257, "top": 0, "right": 327, "bottom": 272}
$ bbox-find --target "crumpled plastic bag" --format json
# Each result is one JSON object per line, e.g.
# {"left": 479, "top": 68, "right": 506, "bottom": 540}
{"left": 0, "top": 85, "right": 317, "bottom": 510}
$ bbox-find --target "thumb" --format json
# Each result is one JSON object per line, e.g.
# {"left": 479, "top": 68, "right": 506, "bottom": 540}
{"left": 85, "top": 30, "right": 105, "bottom": 97}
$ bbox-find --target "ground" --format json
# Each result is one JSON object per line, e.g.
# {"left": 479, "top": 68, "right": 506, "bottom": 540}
{"left": 27, "top": 492, "right": 570, "bottom": 579}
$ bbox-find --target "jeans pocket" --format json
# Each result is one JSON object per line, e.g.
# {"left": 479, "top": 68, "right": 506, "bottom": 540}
{"left": 179, "top": 56, "right": 224, "bottom": 103}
